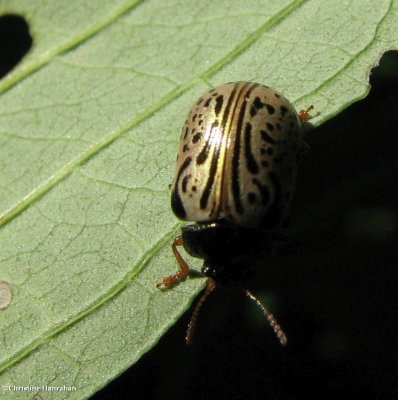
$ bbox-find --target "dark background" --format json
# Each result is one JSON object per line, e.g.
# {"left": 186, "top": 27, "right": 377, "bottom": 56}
{"left": 1, "top": 14, "right": 397, "bottom": 400}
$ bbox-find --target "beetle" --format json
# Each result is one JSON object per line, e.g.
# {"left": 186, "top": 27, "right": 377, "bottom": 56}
{"left": 157, "top": 81, "right": 313, "bottom": 345}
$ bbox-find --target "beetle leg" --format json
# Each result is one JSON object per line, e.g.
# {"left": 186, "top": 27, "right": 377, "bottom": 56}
{"left": 298, "top": 105, "right": 314, "bottom": 122}
{"left": 156, "top": 236, "right": 191, "bottom": 289}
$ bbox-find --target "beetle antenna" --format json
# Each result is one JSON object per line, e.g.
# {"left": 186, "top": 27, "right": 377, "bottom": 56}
{"left": 186, "top": 279, "right": 217, "bottom": 345}
{"left": 245, "top": 290, "right": 287, "bottom": 346}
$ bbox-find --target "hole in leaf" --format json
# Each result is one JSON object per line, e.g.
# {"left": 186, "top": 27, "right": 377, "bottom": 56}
{"left": 0, "top": 14, "right": 32, "bottom": 78}
{"left": 366, "top": 50, "right": 398, "bottom": 106}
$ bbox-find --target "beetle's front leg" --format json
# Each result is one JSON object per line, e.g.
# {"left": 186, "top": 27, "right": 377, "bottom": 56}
{"left": 156, "top": 236, "right": 193, "bottom": 289}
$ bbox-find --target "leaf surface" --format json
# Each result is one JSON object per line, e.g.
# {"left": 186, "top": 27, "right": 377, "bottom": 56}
{"left": 0, "top": 0, "right": 397, "bottom": 398}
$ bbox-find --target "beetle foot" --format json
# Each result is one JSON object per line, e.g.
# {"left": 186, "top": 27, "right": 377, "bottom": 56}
{"left": 156, "top": 270, "right": 188, "bottom": 289}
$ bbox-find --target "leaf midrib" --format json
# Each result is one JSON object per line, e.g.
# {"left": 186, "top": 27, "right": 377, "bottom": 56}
{"left": 0, "top": 223, "right": 181, "bottom": 374}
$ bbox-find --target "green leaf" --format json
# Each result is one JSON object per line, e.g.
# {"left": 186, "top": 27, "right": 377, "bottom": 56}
{"left": 0, "top": 0, "right": 397, "bottom": 398}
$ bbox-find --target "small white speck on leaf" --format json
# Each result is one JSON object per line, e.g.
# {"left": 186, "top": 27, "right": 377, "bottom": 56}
{"left": 0, "top": 280, "right": 12, "bottom": 309}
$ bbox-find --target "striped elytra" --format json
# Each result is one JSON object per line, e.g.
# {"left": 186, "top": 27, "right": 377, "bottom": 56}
{"left": 171, "top": 81, "right": 304, "bottom": 229}
{"left": 158, "top": 82, "right": 311, "bottom": 346}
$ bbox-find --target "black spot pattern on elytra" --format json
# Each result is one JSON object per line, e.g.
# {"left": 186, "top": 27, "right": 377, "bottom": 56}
{"left": 253, "top": 96, "right": 265, "bottom": 109}
{"left": 199, "top": 118, "right": 224, "bottom": 210}
{"left": 171, "top": 156, "right": 192, "bottom": 218}
{"left": 276, "top": 123, "right": 281, "bottom": 130}
{"left": 171, "top": 190, "right": 186, "bottom": 218}
{"left": 192, "top": 132, "right": 202, "bottom": 143}
{"left": 280, "top": 105, "right": 288, "bottom": 116}
{"left": 197, "top": 148, "right": 208, "bottom": 164}
{"left": 204, "top": 97, "right": 211, "bottom": 107}
{"left": 214, "top": 95, "right": 224, "bottom": 115}
{"left": 266, "top": 104, "right": 275, "bottom": 114}
{"left": 260, "top": 130, "right": 277, "bottom": 145}
{"left": 267, "top": 147, "right": 274, "bottom": 156}
{"left": 196, "top": 120, "right": 219, "bottom": 165}
{"left": 183, "top": 144, "right": 190, "bottom": 152}
{"left": 182, "top": 174, "right": 190, "bottom": 193}
{"left": 266, "top": 122, "right": 274, "bottom": 131}
{"left": 244, "top": 122, "right": 259, "bottom": 174}
{"left": 183, "top": 127, "right": 189, "bottom": 139}
{"left": 250, "top": 96, "right": 266, "bottom": 117}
